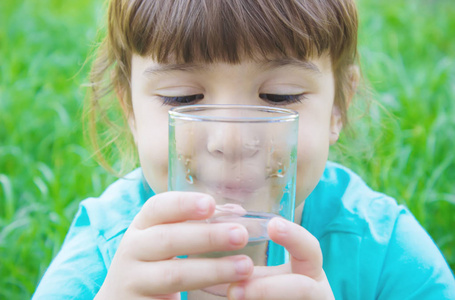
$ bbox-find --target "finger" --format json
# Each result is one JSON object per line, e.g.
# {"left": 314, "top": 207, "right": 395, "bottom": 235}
{"left": 248, "top": 264, "right": 289, "bottom": 279}
{"left": 228, "top": 273, "right": 325, "bottom": 300}
{"left": 268, "top": 218, "right": 323, "bottom": 279}
{"left": 132, "top": 192, "right": 215, "bottom": 229}
{"left": 132, "top": 255, "right": 254, "bottom": 296}
{"left": 132, "top": 222, "right": 248, "bottom": 260}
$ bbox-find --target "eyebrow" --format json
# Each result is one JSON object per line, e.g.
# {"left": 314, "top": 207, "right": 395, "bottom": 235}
{"left": 143, "top": 58, "right": 321, "bottom": 77}
{"left": 261, "top": 58, "right": 321, "bottom": 74}
{"left": 143, "top": 63, "right": 204, "bottom": 76}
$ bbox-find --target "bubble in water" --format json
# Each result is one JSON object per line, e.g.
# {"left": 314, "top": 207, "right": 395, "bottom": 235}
{"left": 276, "top": 165, "right": 287, "bottom": 178}
{"left": 267, "top": 161, "right": 287, "bottom": 178}
{"left": 186, "top": 174, "right": 194, "bottom": 184}
{"left": 177, "top": 154, "right": 183, "bottom": 161}
{"left": 182, "top": 156, "right": 193, "bottom": 184}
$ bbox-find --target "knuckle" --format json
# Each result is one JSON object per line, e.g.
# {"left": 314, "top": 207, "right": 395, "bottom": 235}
{"left": 117, "top": 228, "right": 141, "bottom": 258}
{"left": 142, "top": 197, "right": 159, "bottom": 218}
{"left": 294, "top": 275, "right": 318, "bottom": 299}
{"left": 162, "top": 264, "right": 184, "bottom": 288}
{"left": 207, "top": 227, "right": 219, "bottom": 249}
{"left": 154, "top": 226, "right": 174, "bottom": 257}
{"left": 253, "top": 281, "right": 270, "bottom": 299}
{"left": 211, "top": 259, "right": 228, "bottom": 282}
{"left": 122, "top": 267, "right": 141, "bottom": 294}
{"left": 304, "top": 279, "right": 319, "bottom": 299}
{"left": 260, "top": 283, "right": 272, "bottom": 298}
{"left": 122, "top": 233, "right": 139, "bottom": 254}
{"left": 175, "top": 192, "right": 187, "bottom": 215}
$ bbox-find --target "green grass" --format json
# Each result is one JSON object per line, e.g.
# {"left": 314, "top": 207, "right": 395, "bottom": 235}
{"left": 333, "top": 0, "right": 455, "bottom": 271}
{"left": 1, "top": 0, "right": 454, "bottom": 299}
{"left": 0, "top": 0, "right": 115, "bottom": 298}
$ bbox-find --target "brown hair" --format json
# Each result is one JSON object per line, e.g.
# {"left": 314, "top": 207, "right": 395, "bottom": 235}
{"left": 86, "top": 0, "right": 358, "bottom": 174}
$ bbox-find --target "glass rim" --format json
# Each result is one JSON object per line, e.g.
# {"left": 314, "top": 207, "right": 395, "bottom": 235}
{"left": 168, "top": 104, "right": 299, "bottom": 123}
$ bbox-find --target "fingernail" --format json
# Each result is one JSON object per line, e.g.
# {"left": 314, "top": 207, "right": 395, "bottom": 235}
{"left": 196, "top": 197, "right": 210, "bottom": 214}
{"left": 234, "top": 257, "right": 251, "bottom": 275}
{"left": 274, "top": 218, "right": 287, "bottom": 233}
{"left": 230, "top": 285, "right": 245, "bottom": 300}
{"left": 229, "top": 227, "right": 245, "bottom": 245}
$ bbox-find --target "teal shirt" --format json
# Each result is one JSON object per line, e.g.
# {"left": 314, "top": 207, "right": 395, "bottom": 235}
{"left": 33, "top": 162, "right": 455, "bottom": 299}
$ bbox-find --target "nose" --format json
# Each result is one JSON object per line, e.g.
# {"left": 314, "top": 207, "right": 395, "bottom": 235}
{"left": 206, "top": 123, "right": 260, "bottom": 160}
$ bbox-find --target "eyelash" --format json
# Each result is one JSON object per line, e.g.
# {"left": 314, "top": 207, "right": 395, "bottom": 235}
{"left": 259, "top": 93, "right": 306, "bottom": 105}
{"left": 160, "top": 93, "right": 306, "bottom": 106}
{"left": 161, "top": 94, "right": 204, "bottom": 106}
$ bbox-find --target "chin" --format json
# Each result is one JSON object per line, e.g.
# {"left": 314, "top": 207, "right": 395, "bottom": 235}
{"left": 142, "top": 168, "right": 168, "bottom": 194}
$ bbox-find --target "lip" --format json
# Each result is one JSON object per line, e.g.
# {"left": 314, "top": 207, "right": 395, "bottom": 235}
{"left": 195, "top": 162, "right": 267, "bottom": 203}
{"left": 206, "top": 180, "right": 262, "bottom": 203}
{"left": 217, "top": 185, "right": 254, "bottom": 201}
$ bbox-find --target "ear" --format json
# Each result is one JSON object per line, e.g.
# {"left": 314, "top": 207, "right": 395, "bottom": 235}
{"left": 329, "top": 104, "right": 343, "bottom": 145}
{"left": 346, "top": 65, "right": 360, "bottom": 106}
{"left": 329, "top": 65, "right": 359, "bottom": 145}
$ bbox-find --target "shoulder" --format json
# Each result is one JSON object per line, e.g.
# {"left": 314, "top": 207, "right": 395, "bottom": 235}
{"left": 32, "top": 169, "right": 153, "bottom": 299}
{"left": 303, "top": 161, "right": 455, "bottom": 299}
{"left": 302, "top": 161, "right": 402, "bottom": 240}
{"left": 73, "top": 168, "right": 154, "bottom": 241}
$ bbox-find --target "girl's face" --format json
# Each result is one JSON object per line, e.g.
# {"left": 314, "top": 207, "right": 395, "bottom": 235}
{"left": 129, "top": 54, "right": 342, "bottom": 220}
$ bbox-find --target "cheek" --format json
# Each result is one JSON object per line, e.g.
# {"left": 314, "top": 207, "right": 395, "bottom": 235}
{"left": 294, "top": 115, "right": 331, "bottom": 205}
{"left": 135, "top": 117, "right": 170, "bottom": 194}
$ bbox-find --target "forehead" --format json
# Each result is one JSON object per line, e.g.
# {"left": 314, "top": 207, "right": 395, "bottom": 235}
{"left": 133, "top": 54, "right": 333, "bottom": 78}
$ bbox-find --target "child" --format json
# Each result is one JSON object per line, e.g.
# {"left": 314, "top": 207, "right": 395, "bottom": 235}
{"left": 33, "top": 0, "right": 455, "bottom": 299}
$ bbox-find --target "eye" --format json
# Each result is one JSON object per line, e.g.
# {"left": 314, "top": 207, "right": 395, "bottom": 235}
{"left": 160, "top": 94, "right": 204, "bottom": 106}
{"left": 259, "top": 93, "right": 306, "bottom": 105}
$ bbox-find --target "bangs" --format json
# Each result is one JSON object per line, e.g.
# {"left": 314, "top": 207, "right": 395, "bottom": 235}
{"left": 88, "top": 0, "right": 359, "bottom": 174}
{"left": 111, "top": 0, "right": 357, "bottom": 64}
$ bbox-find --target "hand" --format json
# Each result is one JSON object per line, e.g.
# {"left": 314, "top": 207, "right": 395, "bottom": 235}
{"left": 227, "top": 218, "right": 334, "bottom": 300}
{"left": 95, "top": 192, "right": 254, "bottom": 300}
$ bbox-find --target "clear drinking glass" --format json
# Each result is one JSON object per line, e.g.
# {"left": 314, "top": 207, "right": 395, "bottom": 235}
{"left": 168, "top": 104, "right": 298, "bottom": 286}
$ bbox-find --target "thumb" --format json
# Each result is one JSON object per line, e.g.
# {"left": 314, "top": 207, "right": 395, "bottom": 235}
{"left": 268, "top": 218, "right": 324, "bottom": 280}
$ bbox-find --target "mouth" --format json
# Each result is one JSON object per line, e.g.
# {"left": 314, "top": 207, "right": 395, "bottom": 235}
{"left": 209, "top": 181, "right": 261, "bottom": 203}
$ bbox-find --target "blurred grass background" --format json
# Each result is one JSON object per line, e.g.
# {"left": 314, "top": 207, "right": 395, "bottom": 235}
{"left": 1, "top": 0, "right": 454, "bottom": 298}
